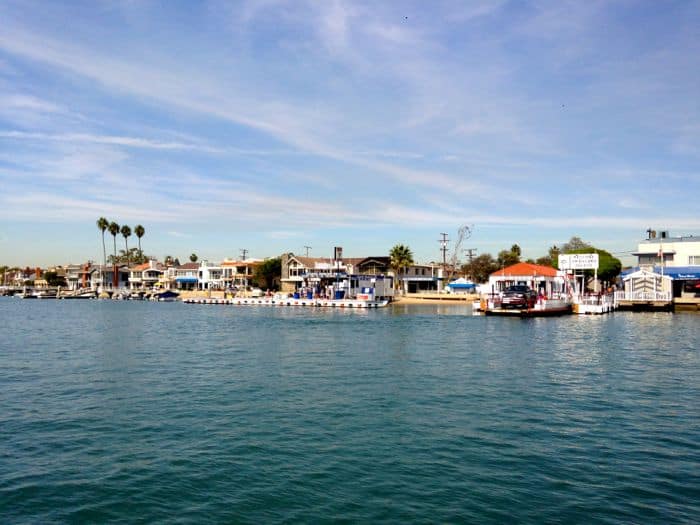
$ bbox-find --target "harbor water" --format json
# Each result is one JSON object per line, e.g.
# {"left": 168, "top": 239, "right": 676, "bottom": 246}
{"left": 1, "top": 298, "right": 699, "bottom": 523}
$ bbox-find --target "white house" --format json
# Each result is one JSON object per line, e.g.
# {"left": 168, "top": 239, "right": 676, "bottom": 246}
{"left": 625, "top": 229, "right": 700, "bottom": 300}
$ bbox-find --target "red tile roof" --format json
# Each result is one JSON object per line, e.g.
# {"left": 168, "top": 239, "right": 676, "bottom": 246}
{"left": 490, "top": 262, "right": 559, "bottom": 278}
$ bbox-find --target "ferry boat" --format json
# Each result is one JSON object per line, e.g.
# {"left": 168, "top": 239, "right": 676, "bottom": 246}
{"left": 479, "top": 262, "right": 575, "bottom": 317}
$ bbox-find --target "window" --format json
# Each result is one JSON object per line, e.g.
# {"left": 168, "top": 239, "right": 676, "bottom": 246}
{"left": 689, "top": 255, "right": 700, "bottom": 265}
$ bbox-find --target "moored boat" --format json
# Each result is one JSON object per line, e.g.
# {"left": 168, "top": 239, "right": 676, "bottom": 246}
{"left": 480, "top": 262, "right": 575, "bottom": 317}
{"left": 153, "top": 290, "right": 180, "bottom": 302}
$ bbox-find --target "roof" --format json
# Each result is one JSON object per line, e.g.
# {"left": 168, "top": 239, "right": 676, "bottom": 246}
{"left": 131, "top": 262, "right": 151, "bottom": 271}
{"left": 177, "top": 262, "right": 200, "bottom": 270}
{"left": 490, "top": 262, "right": 559, "bottom": 278}
{"left": 221, "top": 260, "right": 260, "bottom": 267}
{"left": 640, "top": 235, "right": 699, "bottom": 244}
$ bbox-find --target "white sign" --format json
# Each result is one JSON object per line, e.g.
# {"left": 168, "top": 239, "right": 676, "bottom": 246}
{"left": 558, "top": 253, "right": 599, "bottom": 270}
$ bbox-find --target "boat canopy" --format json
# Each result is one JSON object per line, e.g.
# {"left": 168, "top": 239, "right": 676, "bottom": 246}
{"left": 448, "top": 277, "right": 476, "bottom": 289}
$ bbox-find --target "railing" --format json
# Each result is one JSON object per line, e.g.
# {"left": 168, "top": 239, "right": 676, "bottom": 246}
{"left": 615, "top": 291, "right": 672, "bottom": 302}
{"left": 577, "top": 293, "right": 617, "bottom": 306}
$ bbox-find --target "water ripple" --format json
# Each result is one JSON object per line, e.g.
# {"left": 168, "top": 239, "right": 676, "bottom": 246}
{"left": 1, "top": 300, "right": 699, "bottom": 523}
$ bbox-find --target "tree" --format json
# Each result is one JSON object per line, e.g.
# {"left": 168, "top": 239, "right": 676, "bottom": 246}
{"left": 0, "top": 265, "right": 8, "bottom": 285}
{"left": 108, "top": 248, "right": 148, "bottom": 265}
{"left": 43, "top": 271, "right": 67, "bottom": 287}
{"left": 164, "top": 255, "right": 174, "bottom": 266}
{"left": 497, "top": 246, "right": 520, "bottom": 268}
{"left": 134, "top": 224, "right": 145, "bottom": 258}
{"left": 561, "top": 236, "right": 591, "bottom": 253}
{"left": 108, "top": 221, "right": 120, "bottom": 265}
{"left": 535, "top": 245, "right": 560, "bottom": 268}
{"left": 190, "top": 253, "right": 198, "bottom": 263}
{"left": 567, "top": 246, "right": 622, "bottom": 283}
{"left": 120, "top": 225, "right": 132, "bottom": 266}
{"left": 253, "top": 257, "right": 281, "bottom": 290}
{"left": 389, "top": 244, "right": 414, "bottom": 290}
{"left": 462, "top": 253, "right": 498, "bottom": 283}
{"left": 510, "top": 244, "right": 522, "bottom": 257}
{"left": 97, "top": 217, "right": 109, "bottom": 275}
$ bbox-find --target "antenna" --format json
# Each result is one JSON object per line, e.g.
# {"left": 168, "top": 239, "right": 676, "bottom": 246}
{"left": 240, "top": 249, "right": 248, "bottom": 261}
{"left": 303, "top": 245, "right": 312, "bottom": 257}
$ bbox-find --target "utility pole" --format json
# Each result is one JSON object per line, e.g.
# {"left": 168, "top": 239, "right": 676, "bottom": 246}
{"left": 439, "top": 233, "right": 449, "bottom": 270}
{"left": 464, "top": 248, "right": 477, "bottom": 279}
{"left": 464, "top": 248, "right": 477, "bottom": 264}
{"left": 303, "top": 245, "right": 312, "bottom": 257}
{"left": 240, "top": 249, "right": 248, "bottom": 261}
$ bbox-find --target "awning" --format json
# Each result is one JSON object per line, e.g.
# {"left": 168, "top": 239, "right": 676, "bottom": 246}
{"left": 661, "top": 267, "right": 700, "bottom": 279}
{"left": 175, "top": 277, "right": 199, "bottom": 283}
{"left": 622, "top": 266, "right": 700, "bottom": 280}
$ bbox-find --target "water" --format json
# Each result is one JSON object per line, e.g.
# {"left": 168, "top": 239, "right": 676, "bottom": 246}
{"left": 1, "top": 298, "right": 699, "bottom": 523}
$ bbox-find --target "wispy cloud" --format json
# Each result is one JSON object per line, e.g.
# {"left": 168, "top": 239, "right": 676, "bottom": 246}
{"left": 0, "top": 130, "right": 222, "bottom": 152}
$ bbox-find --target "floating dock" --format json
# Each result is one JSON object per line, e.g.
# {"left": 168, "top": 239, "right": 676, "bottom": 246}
{"left": 183, "top": 297, "right": 389, "bottom": 308}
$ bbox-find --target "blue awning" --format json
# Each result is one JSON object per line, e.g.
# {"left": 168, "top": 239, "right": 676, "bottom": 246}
{"left": 622, "top": 266, "right": 700, "bottom": 280}
{"left": 660, "top": 266, "right": 700, "bottom": 279}
{"left": 175, "top": 277, "right": 199, "bottom": 283}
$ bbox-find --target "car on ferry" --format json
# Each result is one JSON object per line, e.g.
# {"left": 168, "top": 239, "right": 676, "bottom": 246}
{"left": 501, "top": 285, "right": 537, "bottom": 309}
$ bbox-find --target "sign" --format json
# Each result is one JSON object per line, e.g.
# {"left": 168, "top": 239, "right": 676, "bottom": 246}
{"left": 558, "top": 253, "right": 599, "bottom": 270}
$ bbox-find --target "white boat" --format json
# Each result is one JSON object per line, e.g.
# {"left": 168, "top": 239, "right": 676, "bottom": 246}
{"left": 481, "top": 262, "right": 574, "bottom": 317}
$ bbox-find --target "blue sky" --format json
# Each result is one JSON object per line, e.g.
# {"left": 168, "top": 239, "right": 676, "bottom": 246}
{"left": 1, "top": 0, "right": 699, "bottom": 267}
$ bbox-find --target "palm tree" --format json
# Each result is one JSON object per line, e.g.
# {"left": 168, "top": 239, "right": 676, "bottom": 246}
{"left": 108, "top": 221, "right": 120, "bottom": 288}
{"left": 389, "top": 244, "right": 414, "bottom": 292}
{"left": 121, "top": 225, "right": 132, "bottom": 266}
{"left": 134, "top": 224, "right": 145, "bottom": 261}
{"left": 190, "top": 253, "right": 198, "bottom": 263}
{"left": 97, "top": 217, "right": 108, "bottom": 288}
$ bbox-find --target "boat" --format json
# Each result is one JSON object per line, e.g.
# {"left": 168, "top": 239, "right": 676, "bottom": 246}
{"left": 153, "top": 290, "right": 180, "bottom": 302}
{"left": 480, "top": 262, "right": 575, "bottom": 317}
{"left": 34, "top": 290, "right": 58, "bottom": 299}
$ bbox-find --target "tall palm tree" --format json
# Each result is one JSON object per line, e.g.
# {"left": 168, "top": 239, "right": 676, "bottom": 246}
{"left": 121, "top": 225, "right": 132, "bottom": 266}
{"left": 108, "top": 221, "right": 120, "bottom": 288}
{"left": 97, "top": 217, "right": 108, "bottom": 288}
{"left": 389, "top": 244, "right": 414, "bottom": 292}
{"left": 134, "top": 224, "right": 145, "bottom": 261}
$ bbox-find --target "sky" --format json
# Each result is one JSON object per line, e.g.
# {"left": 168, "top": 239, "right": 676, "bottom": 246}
{"left": 1, "top": 0, "right": 699, "bottom": 268}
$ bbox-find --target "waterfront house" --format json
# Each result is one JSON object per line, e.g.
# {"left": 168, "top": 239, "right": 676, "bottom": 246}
{"left": 129, "top": 261, "right": 164, "bottom": 290}
{"left": 168, "top": 262, "right": 199, "bottom": 290}
{"left": 395, "top": 263, "right": 442, "bottom": 293}
{"left": 280, "top": 253, "right": 394, "bottom": 299}
{"left": 64, "top": 264, "right": 84, "bottom": 290}
{"left": 221, "top": 259, "right": 260, "bottom": 290}
{"left": 89, "top": 265, "right": 130, "bottom": 290}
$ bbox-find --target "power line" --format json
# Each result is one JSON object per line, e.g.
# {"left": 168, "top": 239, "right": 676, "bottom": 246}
{"left": 303, "top": 245, "right": 312, "bottom": 257}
